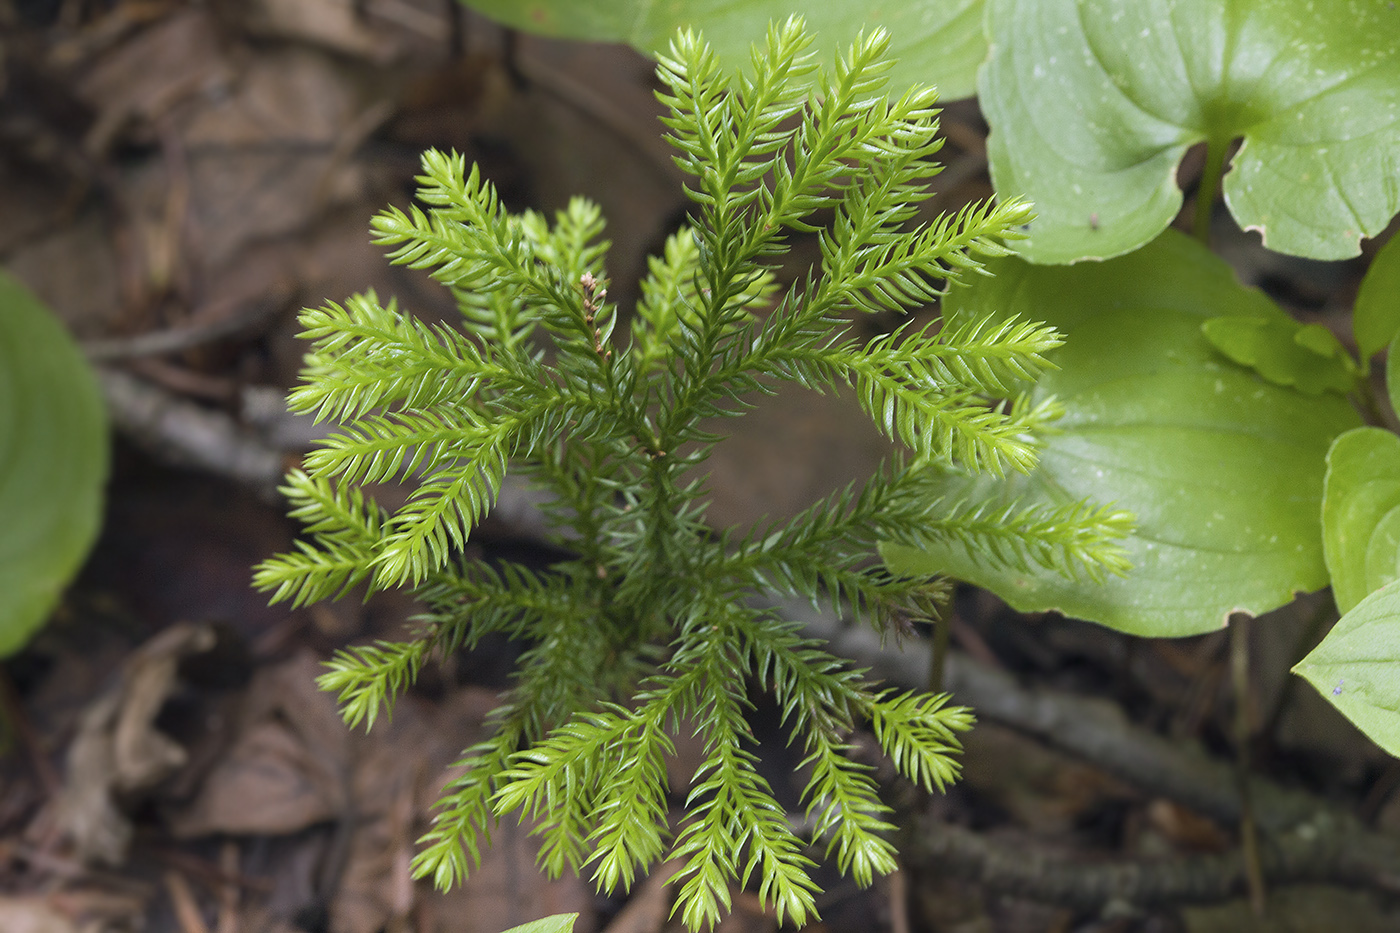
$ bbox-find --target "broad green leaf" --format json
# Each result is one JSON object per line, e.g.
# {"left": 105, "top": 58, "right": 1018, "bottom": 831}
{"left": 981, "top": 0, "right": 1400, "bottom": 264}
{"left": 499, "top": 915, "right": 578, "bottom": 933}
{"left": 1322, "top": 427, "right": 1400, "bottom": 614}
{"left": 1355, "top": 234, "right": 1400, "bottom": 364}
{"left": 1391, "top": 331, "right": 1400, "bottom": 418}
{"left": 460, "top": 1, "right": 987, "bottom": 100}
{"left": 1201, "top": 317, "right": 1355, "bottom": 396}
{"left": 883, "top": 231, "right": 1360, "bottom": 637}
{"left": 0, "top": 272, "right": 108, "bottom": 656}
{"left": 1294, "top": 579, "right": 1400, "bottom": 757}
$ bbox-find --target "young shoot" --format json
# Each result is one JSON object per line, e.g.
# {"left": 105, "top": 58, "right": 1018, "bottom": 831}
{"left": 256, "top": 17, "right": 1131, "bottom": 929}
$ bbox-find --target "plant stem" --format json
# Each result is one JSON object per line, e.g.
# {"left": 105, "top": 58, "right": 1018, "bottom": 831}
{"left": 1258, "top": 596, "right": 1338, "bottom": 744}
{"left": 1230, "top": 614, "right": 1267, "bottom": 915}
{"left": 929, "top": 615, "right": 950, "bottom": 694}
{"left": 1192, "top": 139, "right": 1227, "bottom": 246}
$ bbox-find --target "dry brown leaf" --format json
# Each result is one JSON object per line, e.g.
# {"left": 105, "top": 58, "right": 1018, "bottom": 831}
{"left": 413, "top": 814, "right": 593, "bottom": 933}
{"left": 169, "top": 651, "right": 351, "bottom": 838}
{"left": 72, "top": 9, "right": 232, "bottom": 156}
{"left": 1142, "top": 798, "right": 1230, "bottom": 853}
{"left": 0, "top": 897, "right": 78, "bottom": 933}
{"left": 696, "top": 384, "right": 891, "bottom": 536}
{"left": 48, "top": 885, "right": 149, "bottom": 933}
{"left": 42, "top": 623, "right": 217, "bottom": 865}
{"left": 4, "top": 213, "right": 124, "bottom": 338}
{"left": 240, "top": 0, "right": 420, "bottom": 64}
{"left": 176, "top": 49, "right": 371, "bottom": 270}
{"left": 381, "top": 688, "right": 592, "bottom": 933}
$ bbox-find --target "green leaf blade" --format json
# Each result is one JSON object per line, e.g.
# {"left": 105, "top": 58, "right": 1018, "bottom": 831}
{"left": 983, "top": 0, "right": 1400, "bottom": 263}
{"left": 1201, "top": 316, "right": 1356, "bottom": 396}
{"left": 1355, "top": 234, "right": 1400, "bottom": 363}
{"left": 460, "top": 1, "right": 987, "bottom": 100}
{"left": 1322, "top": 427, "right": 1400, "bottom": 615}
{"left": 0, "top": 273, "right": 108, "bottom": 657}
{"left": 1295, "top": 579, "right": 1400, "bottom": 757}
{"left": 498, "top": 914, "right": 578, "bottom": 933}
{"left": 884, "top": 231, "right": 1361, "bottom": 636}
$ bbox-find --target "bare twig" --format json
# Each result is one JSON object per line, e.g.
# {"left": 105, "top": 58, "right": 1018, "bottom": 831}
{"left": 82, "top": 292, "right": 287, "bottom": 362}
{"left": 902, "top": 813, "right": 1400, "bottom": 911}
{"left": 165, "top": 869, "right": 212, "bottom": 933}
{"left": 799, "top": 615, "right": 1400, "bottom": 907}
{"left": 1231, "top": 613, "right": 1267, "bottom": 913}
{"left": 815, "top": 619, "right": 1321, "bottom": 832}
{"left": 98, "top": 367, "right": 285, "bottom": 499}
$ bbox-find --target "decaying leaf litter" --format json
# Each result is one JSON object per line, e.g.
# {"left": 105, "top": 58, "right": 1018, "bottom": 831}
{"left": 1, "top": 1, "right": 1399, "bottom": 931}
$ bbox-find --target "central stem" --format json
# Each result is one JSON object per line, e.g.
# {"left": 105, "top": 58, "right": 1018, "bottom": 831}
{"left": 1192, "top": 139, "right": 1229, "bottom": 246}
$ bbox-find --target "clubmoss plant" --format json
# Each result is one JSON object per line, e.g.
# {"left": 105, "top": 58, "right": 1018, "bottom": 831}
{"left": 255, "top": 17, "right": 1132, "bottom": 929}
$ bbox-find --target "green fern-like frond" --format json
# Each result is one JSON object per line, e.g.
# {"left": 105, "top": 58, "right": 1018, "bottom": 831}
{"left": 372, "top": 437, "right": 510, "bottom": 588}
{"left": 260, "top": 16, "right": 1135, "bottom": 931}
{"left": 861, "top": 315, "right": 1063, "bottom": 396}
{"left": 845, "top": 356, "right": 1047, "bottom": 474}
{"left": 304, "top": 407, "right": 481, "bottom": 488}
{"left": 252, "top": 469, "right": 386, "bottom": 607}
{"left": 290, "top": 292, "right": 515, "bottom": 423}
{"left": 670, "top": 630, "right": 820, "bottom": 929}
{"left": 417, "top": 560, "right": 588, "bottom": 654}
{"left": 892, "top": 478, "right": 1136, "bottom": 582}
{"left": 414, "top": 723, "right": 517, "bottom": 888}
{"left": 801, "top": 737, "right": 899, "bottom": 885}
{"left": 866, "top": 690, "right": 974, "bottom": 793}
{"left": 317, "top": 639, "right": 432, "bottom": 731}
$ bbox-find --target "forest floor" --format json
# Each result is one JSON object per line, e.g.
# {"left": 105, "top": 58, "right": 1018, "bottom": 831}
{"left": 1, "top": 2, "right": 1398, "bottom": 932}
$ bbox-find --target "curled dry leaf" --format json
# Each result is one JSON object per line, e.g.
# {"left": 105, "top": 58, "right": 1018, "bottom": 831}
{"left": 0, "top": 897, "right": 76, "bottom": 933}
{"left": 169, "top": 652, "right": 351, "bottom": 838}
{"left": 40, "top": 623, "right": 216, "bottom": 866}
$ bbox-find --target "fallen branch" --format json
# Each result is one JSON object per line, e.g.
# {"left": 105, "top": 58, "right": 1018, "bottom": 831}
{"left": 791, "top": 612, "right": 1400, "bottom": 907}
{"left": 82, "top": 292, "right": 287, "bottom": 362}
{"left": 99, "top": 367, "right": 285, "bottom": 499}
{"left": 817, "top": 620, "right": 1319, "bottom": 831}
{"left": 902, "top": 813, "right": 1400, "bottom": 910}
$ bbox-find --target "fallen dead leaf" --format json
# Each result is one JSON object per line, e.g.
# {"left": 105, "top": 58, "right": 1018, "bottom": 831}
{"left": 414, "top": 812, "right": 594, "bottom": 933}
{"left": 5, "top": 211, "right": 123, "bottom": 338}
{"left": 169, "top": 651, "right": 350, "bottom": 838}
{"left": 177, "top": 48, "right": 372, "bottom": 271}
{"left": 240, "top": 0, "right": 427, "bottom": 65}
{"left": 40, "top": 623, "right": 217, "bottom": 866}
{"left": 47, "top": 884, "right": 150, "bottom": 932}
{"left": 0, "top": 897, "right": 77, "bottom": 933}
{"left": 72, "top": 8, "right": 232, "bottom": 157}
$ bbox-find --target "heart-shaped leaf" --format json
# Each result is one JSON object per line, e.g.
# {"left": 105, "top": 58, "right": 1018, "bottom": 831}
{"left": 1355, "top": 234, "right": 1400, "bottom": 365}
{"left": 1322, "top": 427, "right": 1400, "bottom": 615}
{"left": 460, "top": 0, "right": 987, "bottom": 100}
{"left": 981, "top": 0, "right": 1400, "bottom": 263}
{"left": 1201, "top": 316, "right": 1355, "bottom": 396}
{"left": 883, "top": 231, "right": 1360, "bottom": 637}
{"left": 1294, "top": 578, "right": 1400, "bottom": 757}
{"left": 499, "top": 915, "right": 578, "bottom": 933}
{"left": 0, "top": 272, "right": 108, "bottom": 656}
